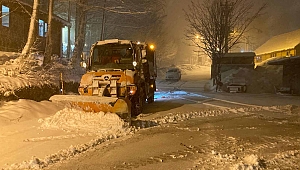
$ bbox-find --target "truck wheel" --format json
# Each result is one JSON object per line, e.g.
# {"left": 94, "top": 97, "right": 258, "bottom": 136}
{"left": 148, "top": 80, "right": 156, "bottom": 103}
{"left": 132, "top": 104, "right": 141, "bottom": 116}
{"left": 131, "top": 88, "right": 145, "bottom": 116}
{"left": 131, "top": 96, "right": 141, "bottom": 116}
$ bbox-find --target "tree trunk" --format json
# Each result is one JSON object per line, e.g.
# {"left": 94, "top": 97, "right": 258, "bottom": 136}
{"left": 44, "top": 0, "right": 54, "bottom": 66}
{"left": 21, "top": 0, "right": 40, "bottom": 56}
{"left": 215, "top": 55, "right": 223, "bottom": 92}
{"left": 72, "top": 0, "right": 86, "bottom": 67}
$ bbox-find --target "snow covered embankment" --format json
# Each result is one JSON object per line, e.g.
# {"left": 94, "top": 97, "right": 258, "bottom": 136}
{"left": 39, "top": 108, "right": 130, "bottom": 134}
{"left": 2, "top": 105, "right": 298, "bottom": 170}
{"left": 3, "top": 108, "right": 133, "bottom": 170}
{"left": 220, "top": 64, "right": 283, "bottom": 93}
{"left": 0, "top": 52, "right": 83, "bottom": 101}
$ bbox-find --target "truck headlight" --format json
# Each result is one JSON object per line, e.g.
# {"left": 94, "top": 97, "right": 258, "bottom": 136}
{"left": 128, "top": 86, "right": 137, "bottom": 95}
{"left": 133, "top": 61, "right": 137, "bottom": 67}
{"left": 82, "top": 62, "right": 87, "bottom": 68}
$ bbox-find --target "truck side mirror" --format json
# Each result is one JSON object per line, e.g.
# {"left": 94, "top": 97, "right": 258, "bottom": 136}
{"left": 142, "top": 59, "right": 147, "bottom": 63}
{"left": 142, "top": 50, "right": 147, "bottom": 58}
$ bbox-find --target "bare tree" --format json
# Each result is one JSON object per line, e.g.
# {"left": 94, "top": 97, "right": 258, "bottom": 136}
{"left": 54, "top": 0, "right": 165, "bottom": 68}
{"left": 21, "top": 0, "right": 40, "bottom": 56}
{"left": 185, "top": 0, "right": 265, "bottom": 91}
{"left": 71, "top": 0, "right": 86, "bottom": 67}
{"left": 84, "top": 0, "right": 166, "bottom": 47}
{"left": 44, "top": 0, "right": 54, "bottom": 66}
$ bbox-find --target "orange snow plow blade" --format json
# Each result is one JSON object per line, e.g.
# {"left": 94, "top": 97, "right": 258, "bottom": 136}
{"left": 49, "top": 95, "right": 131, "bottom": 120}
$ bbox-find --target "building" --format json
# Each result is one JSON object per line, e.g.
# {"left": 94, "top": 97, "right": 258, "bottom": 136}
{"left": 268, "top": 56, "right": 300, "bottom": 95}
{"left": 0, "top": 0, "right": 68, "bottom": 55}
{"left": 220, "top": 52, "right": 255, "bottom": 72}
{"left": 211, "top": 52, "right": 255, "bottom": 79}
{"left": 255, "top": 29, "right": 300, "bottom": 63}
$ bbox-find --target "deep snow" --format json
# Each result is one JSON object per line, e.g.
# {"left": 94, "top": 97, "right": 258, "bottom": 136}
{"left": 2, "top": 98, "right": 297, "bottom": 169}
{"left": 0, "top": 51, "right": 299, "bottom": 169}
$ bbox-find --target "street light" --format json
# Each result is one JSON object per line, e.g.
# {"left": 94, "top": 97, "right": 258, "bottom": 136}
{"left": 194, "top": 35, "right": 203, "bottom": 65}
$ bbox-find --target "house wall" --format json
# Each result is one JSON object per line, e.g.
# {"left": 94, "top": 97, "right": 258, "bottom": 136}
{"left": 0, "top": 1, "right": 63, "bottom": 55}
{"left": 211, "top": 53, "right": 255, "bottom": 79}
{"left": 219, "top": 56, "right": 254, "bottom": 73}
{"left": 255, "top": 49, "right": 296, "bottom": 63}
{"left": 292, "top": 68, "right": 300, "bottom": 95}
{"left": 0, "top": 2, "right": 29, "bottom": 51}
{"left": 295, "top": 44, "right": 300, "bottom": 56}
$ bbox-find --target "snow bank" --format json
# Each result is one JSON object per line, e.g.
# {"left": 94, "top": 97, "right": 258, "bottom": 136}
{"left": 39, "top": 108, "right": 129, "bottom": 134}
{"left": 0, "top": 99, "right": 64, "bottom": 126}
{"left": 2, "top": 108, "right": 133, "bottom": 170}
{"left": 0, "top": 51, "right": 84, "bottom": 100}
{"left": 209, "top": 151, "right": 262, "bottom": 170}
{"left": 219, "top": 64, "right": 283, "bottom": 93}
{"left": 3, "top": 104, "right": 297, "bottom": 170}
{"left": 0, "top": 52, "right": 18, "bottom": 65}
{"left": 231, "top": 154, "right": 262, "bottom": 170}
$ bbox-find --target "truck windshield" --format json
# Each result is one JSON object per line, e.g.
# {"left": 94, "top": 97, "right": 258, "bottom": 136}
{"left": 91, "top": 44, "right": 134, "bottom": 70}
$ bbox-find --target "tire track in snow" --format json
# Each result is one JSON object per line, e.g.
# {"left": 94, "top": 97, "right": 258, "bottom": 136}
{"left": 178, "top": 94, "right": 261, "bottom": 109}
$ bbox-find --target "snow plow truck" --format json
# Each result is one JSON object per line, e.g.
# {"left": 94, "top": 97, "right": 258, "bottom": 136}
{"left": 50, "top": 39, "right": 157, "bottom": 123}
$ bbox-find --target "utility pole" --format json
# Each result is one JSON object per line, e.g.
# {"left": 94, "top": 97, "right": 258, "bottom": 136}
{"left": 223, "top": 0, "right": 230, "bottom": 53}
{"left": 67, "top": 0, "right": 71, "bottom": 58}
{"left": 100, "top": 0, "right": 106, "bottom": 40}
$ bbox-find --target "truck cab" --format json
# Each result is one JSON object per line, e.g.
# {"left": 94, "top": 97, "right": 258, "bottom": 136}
{"left": 80, "top": 39, "right": 157, "bottom": 116}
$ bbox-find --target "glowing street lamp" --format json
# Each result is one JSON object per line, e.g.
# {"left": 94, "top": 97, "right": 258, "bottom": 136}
{"left": 194, "top": 35, "right": 203, "bottom": 65}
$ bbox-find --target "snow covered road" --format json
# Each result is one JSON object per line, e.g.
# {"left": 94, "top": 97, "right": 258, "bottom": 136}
{"left": 45, "top": 103, "right": 300, "bottom": 170}
{"left": 1, "top": 66, "right": 300, "bottom": 169}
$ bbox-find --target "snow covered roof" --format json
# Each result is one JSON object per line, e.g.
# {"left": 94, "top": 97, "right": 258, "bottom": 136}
{"left": 255, "top": 29, "right": 300, "bottom": 55}
{"left": 96, "top": 39, "right": 131, "bottom": 45}
{"left": 267, "top": 56, "right": 300, "bottom": 65}
{"left": 224, "top": 52, "right": 255, "bottom": 58}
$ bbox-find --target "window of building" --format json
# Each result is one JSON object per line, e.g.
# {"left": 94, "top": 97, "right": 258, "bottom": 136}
{"left": 38, "top": 19, "right": 47, "bottom": 37}
{"left": 39, "top": 20, "right": 45, "bottom": 36}
{"left": 2, "top": 5, "right": 10, "bottom": 27}
{"left": 291, "top": 50, "right": 295, "bottom": 56}
{"left": 45, "top": 22, "right": 47, "bottom": 33}
{"left": 255, "top": 56, "right": 262, "bottom": 62}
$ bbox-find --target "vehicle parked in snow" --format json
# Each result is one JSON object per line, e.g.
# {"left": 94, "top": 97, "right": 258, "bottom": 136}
{"left": 165, "top": 67, "right": 181, "bottom": 80}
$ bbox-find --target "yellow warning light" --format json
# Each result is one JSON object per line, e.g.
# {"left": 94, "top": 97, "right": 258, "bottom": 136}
{"left": 149, "top": 44, "right": 155, "bottom": 50}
